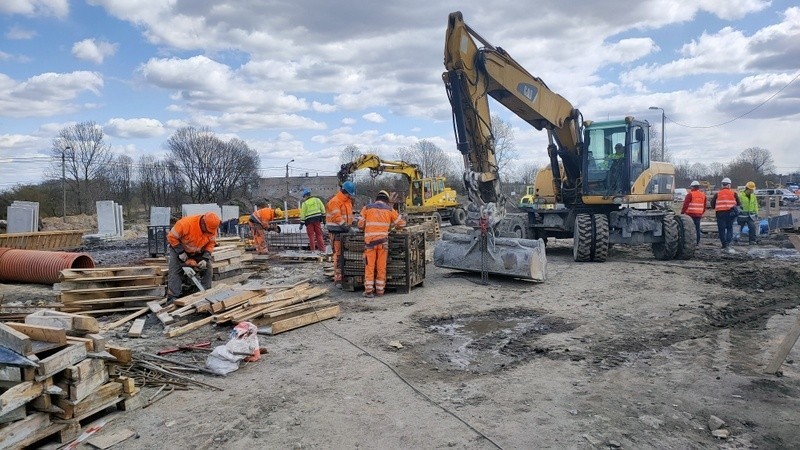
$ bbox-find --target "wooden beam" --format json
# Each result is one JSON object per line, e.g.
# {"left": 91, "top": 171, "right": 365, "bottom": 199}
{"left": 0, "top": 322, "right": 32, "bottom": 355}
{"left": 24, "top": 310, "right": 100, "bottom": 334}
{"left": 6, "top": 322, "right": 67, "bottom": 344}
{"left": 102, "top": 306, "right": 150, "bottom": 331}
{"left": 165, "top": 316, "right": 214, "bottom": 338}
{"left": 68, "top": 364, "right": 109, "bottom": 402}
{"left": 36, "top": 344, "right": 87, "bottom": 380}
{"left": 0, "top": 412, "right": 51, "bottom": 449}
{"left": 765, "top": 312, "right": 800, "bottom": 374}
{"left": 128, "top": 318, "right": 147, "bottom": 338}
{"left": 106, "top": 345, "right": 132, "bottom": 364}
{"left": 87, "top": 334, "right": 106, "bottom": 353}
{"left": 66, "top": 336, "right": 94, "bottom": 352}
{"left": 0, "top": 380, "right": 45, "bottom": 416}
{"left": 265, "top": 305, "right": 340, "bottom": 335}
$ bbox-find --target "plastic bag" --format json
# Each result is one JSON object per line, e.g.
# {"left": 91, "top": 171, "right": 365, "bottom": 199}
{"left": 205, "top": 322, "right": 261, "bottom": 375}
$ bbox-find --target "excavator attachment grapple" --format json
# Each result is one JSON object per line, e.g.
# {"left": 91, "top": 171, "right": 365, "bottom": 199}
{"left": 434, "top": 232, "right": 547, "bottom": 281}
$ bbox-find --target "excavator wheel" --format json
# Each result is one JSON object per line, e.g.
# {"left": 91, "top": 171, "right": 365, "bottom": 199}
{"left": 450, "top": 207, "right": 467, "bottom": 226}
{"left": 432, "top": 212, "right": 442, "bottom": 225}
{"left": 573, "top": 214, "right": 593, "bottom": 262}
{"left": 652, "top": 214, "right": 679, "bottom": 260}
{"left": 674, "top": 214, "right": 697, "bottom": 260}
{"left": 592, "top": 214, "right": 609, "bottom": 262}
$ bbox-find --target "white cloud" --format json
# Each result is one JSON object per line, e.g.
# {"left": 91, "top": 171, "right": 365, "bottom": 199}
{"left": 6, "top": 26, "right": 36, "bottom": 40}
{"left": 362, "top": 112, "right": 385, "bottom": 123}
{"left": 311, "top": 101, "right": 337, "bottom": 113}
{"left": 104, "top": 118, "right": 166, "bottom": 138}
{"left": 0, "top": 71, "right": 103, "bottom": 117}
{"left": 0, "top": 0, "right": 68, "bottom": 18}
{"left": 341, "top": 118, "right": 356, "bottom": 125}
{"left": 72, "top": 39, "right": 118, "bottom": 64}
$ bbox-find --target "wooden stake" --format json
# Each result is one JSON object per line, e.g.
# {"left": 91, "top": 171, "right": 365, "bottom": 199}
{"left": 765, "top": 312, "right": 800, "bottom": 374}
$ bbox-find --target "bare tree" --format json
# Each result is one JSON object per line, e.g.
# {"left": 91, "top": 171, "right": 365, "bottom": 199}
{"left": 395, "top": 140, "right": 451, "bottom": 177}
{"left": 166, "top": 127, "right": 259, "bottom": 203}
{"left": 339, "top": 144, "right": 362, "bottom": 166}
{"left": 138, "top": 155, "right": 185, "bottom": 209}
{"left": 48, "top": 121, "right": 114, "bottom": 214}
{"left": 105, "top": 155, "right": 134, "bottom": 212}
{"left": 515, "top": 162, "right": 540, "bottom": 185}
{"left": 491, "top": 115, "right": 518, "bottom": 177}
{"left": 736, "top": 147, "right": 775, "bottom": 174}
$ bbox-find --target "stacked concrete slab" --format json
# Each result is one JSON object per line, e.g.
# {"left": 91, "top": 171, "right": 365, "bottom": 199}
{"left": 84, "top": 200, "right": 124, "bottom": 242}
{"left": 181, "top": 203, "right": 222, "bottom": 218}
{"left": 222, "top": 205, "right": 240, "bottom": 222}
{"left": 149, "top": 207, "right": 171, "bottom": 226}
{"left": 6, "top": 201, "right": 39, "bottom": 233}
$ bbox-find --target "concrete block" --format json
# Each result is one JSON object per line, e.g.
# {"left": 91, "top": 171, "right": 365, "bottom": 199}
{"left": 222, "top": 205, "right": 240, "bottom": 222}
{"left": 181, "top": 204, "right": 221, "bottom": 218}
{"left": 7, "top": 205, "right": 36, "bottom": 233}
{"left": 96, "top": 201, "right": 118, "bottom": 235}
{"left": 12, "top": 201, "right": 39, "bottom": 229}
{"left": 150, "top": 207, "right": 171, "bottom": 226}
{"left": 116, "top": 204, "right": 124, "bottom": 237}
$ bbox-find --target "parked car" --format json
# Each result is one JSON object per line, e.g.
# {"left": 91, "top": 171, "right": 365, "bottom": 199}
{"left": 754, "top": 188, "right": 798, "bottom": 206}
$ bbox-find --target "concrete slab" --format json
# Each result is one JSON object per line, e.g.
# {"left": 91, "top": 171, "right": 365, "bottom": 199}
{"left": 12, "top": 201, "right": 39, "bottom": 229}
{"left": 96, "top": 201, "right": 119, "bottom": 235}
{"left": 222, "top": 205, "right": 240, "bottom": 222}
{"left": 116, "top": 203, "right": 125, "bottom": 237}
{"left": 150, "top": 207, "right": 171, "bottom": 226}
{"left": 6, "top": 205, "right": 35, "bottom": 233}
{"left": 181, "top": 204, "right": 221, "bottom": 218}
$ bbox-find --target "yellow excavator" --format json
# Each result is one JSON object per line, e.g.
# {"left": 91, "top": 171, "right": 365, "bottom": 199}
{"left": 337, "top": 154, "right": 467, "bottom": 225}
{"left": 434, "top": 12, "right": 695, "bottom": 279}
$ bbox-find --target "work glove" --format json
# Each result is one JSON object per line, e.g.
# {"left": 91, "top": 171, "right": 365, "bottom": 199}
{"left": 178, "top": 252, "right": 188, "bottom": 262}
{"left": 185, "top": 259, "right": 198, "bottom": 268}
{"left": 197, "top": 260, "right": 208, "bottom": 271}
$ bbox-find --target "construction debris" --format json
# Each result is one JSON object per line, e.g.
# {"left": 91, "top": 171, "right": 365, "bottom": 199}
{"left": 0, "top": 312, "right": 141, "bottom": 449}
{"left": 55, "top": 266, "right": 166, "bottom": 314}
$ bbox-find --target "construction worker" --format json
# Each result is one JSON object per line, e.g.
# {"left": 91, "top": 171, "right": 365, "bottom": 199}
{"left": 710, "top": 177, "right": 741, "bottom": 253}
{"left": 681, "top": 180, "right": 707, "bottom": 244}
{"left": 738, "top": 181, "right": 759, "bottom": 245}
{"left": 326, "top": 181, "right": 356, "bottom": 288}
{"left": 249, "top": 200, "right": 276, "bottom": 254}
{"left": 358, "top": 190, "right": 406, "bottom": 298}
{"left": 166, "top": 212, "right": 220, "bottom": 301}
{"left": 299, "top": 189, "right": 326, "bottom": 253}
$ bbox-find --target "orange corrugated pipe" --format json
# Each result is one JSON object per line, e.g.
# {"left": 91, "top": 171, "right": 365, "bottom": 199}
{"left": 0, "top": 248, "right": 95, "bottom": 284}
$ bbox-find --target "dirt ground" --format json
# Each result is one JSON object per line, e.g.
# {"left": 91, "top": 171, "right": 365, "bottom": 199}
{"left": 2, "top": 229, "right": 800, "bottom": 449}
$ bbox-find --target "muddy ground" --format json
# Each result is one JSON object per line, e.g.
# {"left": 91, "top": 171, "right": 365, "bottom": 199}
{"left": 2, "top": 231, "right": 800, "bottom": 449}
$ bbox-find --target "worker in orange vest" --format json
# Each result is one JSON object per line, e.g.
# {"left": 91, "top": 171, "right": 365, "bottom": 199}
{"left": 357, "top": 190, "right": 406, "bottom": 298}
{"left": 249, "top": 200, "right": 277, "bottom": 254}
{"left": 166, "top": 212, "right": 220, "bottom": 301}
{"left": 326, "top": 181, "right": 356, "bottom": 288}
{"left": 681, "top": 180, "right": 707, "bottom": 244}
{"left": 709, "top": 177, "right": 741, "bottom": 253}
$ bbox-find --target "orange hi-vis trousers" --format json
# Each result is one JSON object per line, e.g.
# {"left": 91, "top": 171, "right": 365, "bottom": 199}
{"left": 250, "top": 224, "right": 267, "bottom": 254}
{"left": 331, "top": 235, "right": 342, "bottom": 282}
{"left": 363, "top": 242, "right": 388, "bottom": 295}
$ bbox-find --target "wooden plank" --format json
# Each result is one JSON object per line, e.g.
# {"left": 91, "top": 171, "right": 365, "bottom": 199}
{"left": 265, "top": 305, "right": 340, "bottom": 335}
{"left": 106, "top": 345, "right": 132, "bottom": 364}
{"left": 6, "top": 322, "right": 67, "bottom": 344}
{"left": 0, "top": 322, "right": 32, "bottom": 355}
{"left": 62, "top": 294, "right": 166, "bottom": 306}
{"left": 39, "top": 310, "right": 100, "bottom": 333}
{"left": 117, "top": 376, "right": 136, "bottom": 394}
{"left": 0, "top": 405, "right": 27, "bottom": 424}
{"left": 156, "top": 311, "right": 175, "bottom": 325}
{"left": 210, "top": 290, "right": 262, "bottom": 313}
{"left": 66, "top": 336, "right": 94, "bottom": 352}
{"left": 55, "top": 381, "right": 122, "bottom": 420}
{"left": 102, "top": 306, "right": 150, "bottom": 331}
{"left": 165, "top": 316, "right": 214, "bottom": 338}
{"left": 128, "top": 318, "right": 147, "bottom": 338}
{"left": 0, "top": 412, "right": 51, "bottom": 449}
{"left": 36, "top": 344, "right": 87, "bottom": 380}
{"left": 765, "top": 312, "right": 800, "bottom": 374}
{"left": 87, "top": 428, "right": 137, "bottom": 449}
{"left": 59, "top": 284, "right": 164, "bottom": 295}
{"left": 88, "top": 334, "right": 106, "bottom": 353}
{"left": 69, "top": 365, "right": 109, "bottom": 402}
{"left": 64, "top": 358, "right": 105, "bottom": 382}
{"left": 0, "top": 380, "right": 45, "bottom": 416}
{"left": 147, "top": 301, "right": 164, "bottom": 313}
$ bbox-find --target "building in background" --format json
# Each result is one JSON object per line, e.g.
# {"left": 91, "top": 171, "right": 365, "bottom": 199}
{"left": 256, "top": 175, "right": 340, "bottom": 208}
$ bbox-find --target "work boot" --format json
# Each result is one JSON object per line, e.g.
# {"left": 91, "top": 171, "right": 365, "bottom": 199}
{"left": 363, "top": 291, "right": 374, "bottom": 299}
{"left": 726, "top": 247, "right": 736, "bottom": 254}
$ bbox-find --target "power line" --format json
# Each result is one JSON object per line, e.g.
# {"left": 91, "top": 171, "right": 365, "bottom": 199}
{"left": 667, "top": 71, "right": 800, "bottom": 129}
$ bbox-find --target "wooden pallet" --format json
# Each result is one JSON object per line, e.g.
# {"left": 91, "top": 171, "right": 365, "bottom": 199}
{"left": 340, "top": 231, "right": 426, "bottom": 293}
{"left": 0, "top": 230, "right": 85, "bottom": 251}
{"left": 56, "top": 267, "right": 165, "bottom": 313}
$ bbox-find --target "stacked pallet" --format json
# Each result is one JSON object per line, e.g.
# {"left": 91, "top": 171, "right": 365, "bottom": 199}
{"left": 56, "top": 267, "right": 165, "bottom": 315}
{"left": 0, "top": 230, "right": 85, "bottom": 251}
{"left": 340, "top": 230, "right": 426, "bottom": 293}
{"left": 211, "top": 243, "right": 254, "bottom": 281}
{"left": 406, "top": 215, "right": 441, "bottom": 241}
{"left": 158, "top": 280, "right": 339, "bottom": 338}
{"left": 0, "top": 312, "right": 140, "bottom": 448}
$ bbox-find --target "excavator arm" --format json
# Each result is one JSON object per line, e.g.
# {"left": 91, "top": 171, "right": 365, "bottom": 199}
{"left": 337, "top": 154, "right": 423, "bottom": 184}
{"left": 443, "top": 11, "right": 584, "bottom": 221}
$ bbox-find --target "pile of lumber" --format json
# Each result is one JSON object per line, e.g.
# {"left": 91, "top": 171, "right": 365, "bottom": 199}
{"left": 0, "top": 311, "right": 139, "bottom": 448}
{"left": 159, "top": 280, "right": 339, "bottom": 338}
{"left": 56, "top": 267, "right": 165, "bottom": 315}
{"left": 211, "top": 243, "right": 254, "bottom": 281}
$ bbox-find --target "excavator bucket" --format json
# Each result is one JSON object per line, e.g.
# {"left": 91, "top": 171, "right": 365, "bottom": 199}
{"left": 434, "top": 232, "right": 547, "bottom": 281}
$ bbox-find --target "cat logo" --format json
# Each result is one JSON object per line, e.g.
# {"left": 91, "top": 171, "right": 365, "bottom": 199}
{"left": 517, "top": 83, "right": 538, "bottom": 102}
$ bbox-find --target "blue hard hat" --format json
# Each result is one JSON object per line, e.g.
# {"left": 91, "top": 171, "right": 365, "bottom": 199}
{"left": 342, "top": 181, "right": 356, "bottom": 195}
{"left": 302, "top": 188, "right": 311, "bottom": 197}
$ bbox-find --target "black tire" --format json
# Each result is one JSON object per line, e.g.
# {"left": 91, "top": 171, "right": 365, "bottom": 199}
{"left": 450, "top": 208, "right": 466, "bottom": 226}
{"left": 652, "top": 214, "right": 679, "bottom": 260}
{"left": 573, "top": 214, "right": 593, "bottom": 262}
{"left": 674, "top": 214, "right": 697, "bottom": 260}
{"left": 432, "top": 212, "right": 442, "bottom": 225}
{"left": 592, "top": 214, "right": 609, "bottom": 262}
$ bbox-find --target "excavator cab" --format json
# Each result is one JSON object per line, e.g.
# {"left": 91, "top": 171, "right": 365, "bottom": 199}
{"left": 582, "top": 119, "right": 648, "bottom": 197}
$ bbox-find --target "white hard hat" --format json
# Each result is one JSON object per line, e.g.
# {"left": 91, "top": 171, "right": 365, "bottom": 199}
{"left": 690, "top": 180, "right": 700, "bottom": 187}
{"left": 722, "top": 177, "right": 731, "bottom": 184}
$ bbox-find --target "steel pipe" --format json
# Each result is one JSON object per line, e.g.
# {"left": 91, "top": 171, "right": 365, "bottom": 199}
{"left": 0, "top": 248, "right": 95, "bottom": 284}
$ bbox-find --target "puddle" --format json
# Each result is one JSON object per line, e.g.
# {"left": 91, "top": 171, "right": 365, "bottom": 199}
{"left": 417, "top": 308, "right": 577, "bottom": 374}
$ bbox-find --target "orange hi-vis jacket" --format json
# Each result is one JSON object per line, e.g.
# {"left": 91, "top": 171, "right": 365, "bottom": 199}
{"left": 358, "top": 201, "right": 406, "bottom": 246}
{"left": 682, "top": 190, "right": 707, "bottom": 217}
{"left": 714, "top": 188, "right": 737, "bottom": 212}
{"left": 251, "top": 207, "right": 276, "bottom": 227}
{"left": 326, "top": 191, "right": 354, "bottom": 231}
{"left": 167, "top": 214, "right": 216, "bottom": 255}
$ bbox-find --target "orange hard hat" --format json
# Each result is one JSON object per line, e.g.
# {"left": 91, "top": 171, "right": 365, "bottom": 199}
{"left": 201, "top": 212, "right": 221, "bottom": 233}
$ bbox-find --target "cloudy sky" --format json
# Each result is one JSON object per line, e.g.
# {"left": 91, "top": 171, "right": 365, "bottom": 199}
{"left": 1, "top": 0, "right": 799, "bottom": 190}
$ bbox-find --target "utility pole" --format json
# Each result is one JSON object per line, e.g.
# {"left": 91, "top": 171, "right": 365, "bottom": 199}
{"left": 649, "top": 106, "right": 665, "bottom": 161}
{"left": 285, "top": 159, "right": 294, "bottom": 223}
{"left": 62, "top": 146, "right": 71, "bottom": 222}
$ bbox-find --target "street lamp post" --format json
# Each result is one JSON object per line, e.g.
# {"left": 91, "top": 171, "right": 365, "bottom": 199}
{"left": 648, "top": 106, "right": 665, "bottom": 161}
{"left": 62, "top": 146, "right": 71, "bottom": 222}
{"left": 285, "top": 159, "right": 295, "bottom": 223}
